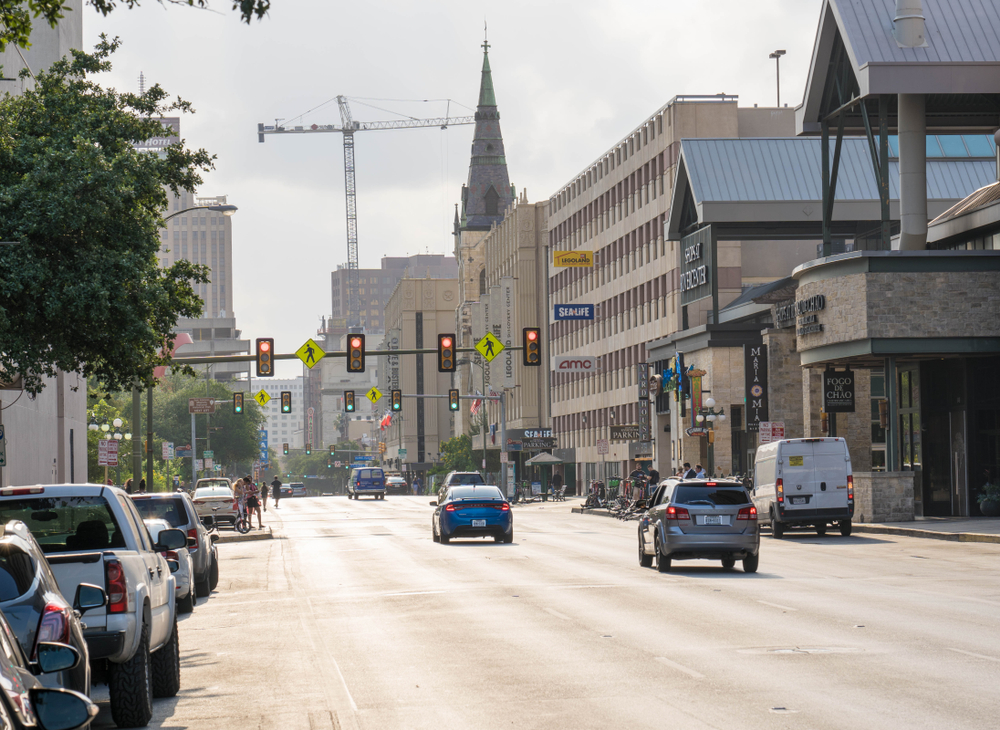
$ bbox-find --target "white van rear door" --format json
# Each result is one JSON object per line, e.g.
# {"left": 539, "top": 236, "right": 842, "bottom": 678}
{"left": 812, "top": 441, "right": 850, "bottom": 511}
{"left": 781, "top": 443, "right": 816, "bottom": 509}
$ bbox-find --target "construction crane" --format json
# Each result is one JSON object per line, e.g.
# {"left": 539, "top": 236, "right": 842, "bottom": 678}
{"left": 258, "top": 96, "right": 475, "bottom": 329}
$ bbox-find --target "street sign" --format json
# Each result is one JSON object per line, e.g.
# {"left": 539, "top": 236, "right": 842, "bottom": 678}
{"left": 685, "top": 427, "right": 709, "bottom": 436}
{"left": 162, "top": 442, "right": 175, "bottom": 460}
{"left": 176, "top": 444, "right": 193, "bottom": 457}
{"left": 254, "top": 390, "right": 271, "bottom": 406}
{"left": 0, "top": 425, "right": 6, "bottom": 467}
{"left": 506, "top": 438, "right": 522, "bottom": 452}
{"left": 335, "top": 460, "right": 342, "bottom": 467}
{"left": 475, "top": 333, "right": 504, "bottom": 363}
{"left": 204, "top": 458, "right": 214, "bottom": 469}
{"left": 597, "top": 438, "right": 609, "bottom": 455}
{"left": 499, "top": 452, "right": 508, "bottom": 463}
{"left": 98, "top": 439, "right": 119, "bottom": 467}
{"left": 398, "top": 448, "right": 407, "bottom": 457}
{"left": 203, "top": 450, "right": 214, "bottom": 458}
{"left": 554, "top": 304, "right": 595, "bottom": 320}
{"left": 366, "top": 387, "right": 382, "bottom": 404}
{"left": 188, "top": 397, "right": 216, "bottom": 414}
{"left": 295, "top": 338, "right": 326, "bottom": 368}
{"left": 610, "top": 424, "right": 642, "bottom": 441}
{"left": 195, "top": 459, "right": 203, "bottom": 470}
{"left": 356, "top": 455, "right": 374, "bottom": 461}
{"left": 759, "top": 421, "right": 785, "bottom": 444}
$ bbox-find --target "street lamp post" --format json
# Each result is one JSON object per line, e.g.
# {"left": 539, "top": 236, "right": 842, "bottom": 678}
{"left": 695, "top": 397, "right": 727, "bottom": 476}
{"left": 769, "top": 50, "right": 787, "bottom": 107}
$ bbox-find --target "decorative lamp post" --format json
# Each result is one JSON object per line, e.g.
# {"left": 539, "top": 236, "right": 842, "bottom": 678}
{"left": 696, "top": 397, "right": 727, "bottom": 475}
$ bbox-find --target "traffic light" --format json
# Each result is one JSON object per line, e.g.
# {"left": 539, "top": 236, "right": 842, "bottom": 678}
{"left": 283, "top": 443, "right": 289, "bottom": 455}
{"left": 329, "top": 444, "right": 335, "bottom": 456}
{"left": 523, "top": 327, "right": 541, "bottom": 366}
{"left": 347, "top": 334, "right": 365, "bottom": 372}
{"left": 379, "top": 442, "right": 386, "bottom": 454}
{"left": 345, "top": 391, "right": 355, "bottom": 412}
{"left": 327, "top": 459, "right": 332, "bottom": 469}
{"left": 281, "top": 391, "right": 291, "bottom": 413}
{"left": 448, "top": 389, "right": 460, "bottom": 411}
{"left": 438, "top": 333, "right": 456, "bottom": 372}
{"left": 233, "top": 392, "right": 244, "bottom": 414}
{"left": 255, "top": 338, "right": 274, "bottom": 377}
{"left": 305, "top": 443, "right": 312, "bottom": 455}
{"left": 391, "top": 389, "right": 402, "bottom": 412}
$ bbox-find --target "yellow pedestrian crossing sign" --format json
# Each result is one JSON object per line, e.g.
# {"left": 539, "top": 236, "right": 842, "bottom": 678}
{"left": 475, "top": 333, "right": 505, "bottom": 362}
{"left": 366, "top": 387, "right": 383, "bottom": 404}
{"left": 295, "top": 339, "right": 325, "bottom": 368}
{"left": 254, "top": 390, "right": 271, "bottom": 406}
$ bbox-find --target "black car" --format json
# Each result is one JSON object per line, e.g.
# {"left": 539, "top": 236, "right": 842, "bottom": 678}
{"left": 132, "top": 492, "right": 220, "bottom": 598}
{"left": 0, "top": 521, "right": 107, "bottom": 696}
{"left": 0, "top": 604, "right": 99, "bottom": 730}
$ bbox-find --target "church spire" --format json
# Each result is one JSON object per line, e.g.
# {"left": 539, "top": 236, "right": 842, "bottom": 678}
{"left": 459, "top": 36, "right": 513, "bottom": 232}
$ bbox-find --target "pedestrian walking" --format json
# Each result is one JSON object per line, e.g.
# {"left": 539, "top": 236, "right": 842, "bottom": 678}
{"left": 413, "top": 476, "right": 423, "bottom": 495}
{"left": 271, "top": 475, "right": 282, "bottom": 508}
{"left": 648, "top": 468, "right": 660, "bottom": 486}
{"left": 245, "top": 476, "right": 263, "bottom": 530}
{"left": 261, "top": 482, "right": 269, "bottom": 511}
{"left": 683, "top": 462, "right": 697, "bottom": 479}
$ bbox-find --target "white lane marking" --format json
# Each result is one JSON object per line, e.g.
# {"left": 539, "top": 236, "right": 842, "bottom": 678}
{"left": 655, "top": 656, "right": 705, "bottom": 679}
{"left": 948, "top": 648, "right": 1000, "bottom": 663}
{"left": 381, "top": 590, "right": 447, "bottom": 597}
{"left": 758, "top": 600, "right": 798, "bottom": 612}
{"left": 544, "top": 607, "right": 571, "bottom": 621}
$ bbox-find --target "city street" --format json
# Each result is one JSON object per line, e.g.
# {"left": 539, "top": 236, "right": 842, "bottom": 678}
{"left": 88, "top": 496, "right": 1000, "bottom": 729}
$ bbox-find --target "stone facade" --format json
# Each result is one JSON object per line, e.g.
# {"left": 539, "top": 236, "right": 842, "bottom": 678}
{"left": 763, "top": 328, "right": 804, "bottom": 439}
{"left": 852, "top": 472, "right": 916, "bottom": 523}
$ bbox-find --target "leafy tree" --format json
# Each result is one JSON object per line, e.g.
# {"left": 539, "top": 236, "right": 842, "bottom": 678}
{"left": 431, "top": 434, "right": 477, "bottom": 476}
{"left": 0, "top": 1, "right": 272, "bottom": 52}
{"left": 0, "top": 38, "right": 211, "bottom": 395}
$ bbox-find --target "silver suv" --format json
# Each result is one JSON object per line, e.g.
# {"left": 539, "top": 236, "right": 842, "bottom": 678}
{"left": 442, "top": 471, "right": 485, "bottom": 487}
{"left": 638, "top": 479, "right": 760, "bottom": 573}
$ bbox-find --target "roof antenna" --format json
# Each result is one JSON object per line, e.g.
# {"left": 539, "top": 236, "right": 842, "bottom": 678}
{"left": 138, "top": 71, "right": 145, "bottom": 95}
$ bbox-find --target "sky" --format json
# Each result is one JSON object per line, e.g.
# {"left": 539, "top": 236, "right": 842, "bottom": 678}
{"left": 81, "top": 0, "right": 824, "bottom": 377}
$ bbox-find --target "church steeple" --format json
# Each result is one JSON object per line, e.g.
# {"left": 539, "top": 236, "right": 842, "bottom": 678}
{"left": 460, "top": 37, "right": 513, "bottom": 232}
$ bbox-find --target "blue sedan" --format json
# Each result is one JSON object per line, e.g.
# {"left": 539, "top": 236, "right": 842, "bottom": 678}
{"left": 431, "top": 486, "right": 513, "bottom": 544}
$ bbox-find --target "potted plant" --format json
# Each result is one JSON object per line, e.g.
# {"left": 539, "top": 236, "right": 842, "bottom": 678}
{"left": 978, "top": 478, "right": 1000, "bottom": 517}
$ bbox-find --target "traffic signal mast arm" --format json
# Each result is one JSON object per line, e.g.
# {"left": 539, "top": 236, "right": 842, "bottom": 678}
{"left": 171, "top": 346, "right": 525, "bottom": 366}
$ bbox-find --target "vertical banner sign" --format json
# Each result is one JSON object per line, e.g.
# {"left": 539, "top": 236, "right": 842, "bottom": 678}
{"left": 258, "top": 430, "right": 269, "bottom": 464}
{"left": 823, "top": 368, "right": 856, "bottom": 413}
{"left": 470, "top": 302, "right": 485, "bottom": 373}
{"left": 388, "top": 328, "right": 400, "bottom": 391}
{"left": 690, "top": 376, "right": 703, "bottom": 428}
{"left": 637, "top": 363, "right": 650, "bottom": 442}
{"left": 488, "top": 285, "right": 502, "bottom": 391}
{"left": 307, "top": 407, "right": 315, "bottom": 447}
{"left": 481, "top": 295, "right": 492, "bottom": 390}
{"left": 744, "top": 345, "right": 769, "bottom": 432}
{"left": 500, "top": 277, "right": 515, "bottom": 388}
{"left": 679, "top": 226, "right": 716, "bottom": 307}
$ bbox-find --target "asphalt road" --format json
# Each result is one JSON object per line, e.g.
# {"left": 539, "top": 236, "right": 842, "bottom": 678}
{"left": 91, "top": 495, "right": 1000, "bottom": 729}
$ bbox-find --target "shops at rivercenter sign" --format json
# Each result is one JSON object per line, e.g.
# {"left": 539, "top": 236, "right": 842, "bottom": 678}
{"left": 773, "top": 294, "right": 826, "bottom": 336}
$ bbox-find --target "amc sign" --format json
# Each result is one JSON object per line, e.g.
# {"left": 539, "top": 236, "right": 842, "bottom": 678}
{"left": 552, "top": 356, "right": 599, "bottom": 373}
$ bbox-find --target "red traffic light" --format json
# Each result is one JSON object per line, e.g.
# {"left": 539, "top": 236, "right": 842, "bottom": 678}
{"left": 260, "top": 341, "right": 270, "bottom": 352}
{"left": 527, "top": 330, "right": 538, "bottom": 342}
{"left": 441, "top": 337, "right": 452, "bottom": 349}
{"left": 350, "top": 337, "right": 362, "bottom": 349}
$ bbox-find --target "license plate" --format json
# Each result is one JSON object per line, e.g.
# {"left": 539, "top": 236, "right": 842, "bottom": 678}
{"left": 791, "top": 497, "right": 806, "bottom": 505}
{"left": 704, "top": 515, "right": 722, "bottom": 525}
{"left": 472, "top": 520, "right": 486, "bottom": 527}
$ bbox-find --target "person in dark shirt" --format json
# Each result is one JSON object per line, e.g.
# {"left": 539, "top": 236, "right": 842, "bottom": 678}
{"left": 271, "top": 476, "right": 282, "bottom": 509}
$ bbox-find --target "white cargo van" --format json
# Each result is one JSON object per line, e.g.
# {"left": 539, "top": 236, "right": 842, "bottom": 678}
{"left": 752, "top": 437, "right": 854, "bottom": 537}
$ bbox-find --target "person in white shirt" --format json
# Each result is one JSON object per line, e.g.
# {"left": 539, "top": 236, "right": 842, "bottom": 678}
{"left": 695, "top": 464, "right": 707, "bottom": 478}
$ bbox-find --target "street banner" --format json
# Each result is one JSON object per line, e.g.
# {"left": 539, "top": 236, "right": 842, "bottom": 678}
{"left": 500, "top": 277, "right": 515, "bottom": 388}
{"left": 553, "top": 250, "right": 594, "bottom": 267}
{"left": 744, "top": 344, "right": 769, "bottom": 432}
{"left": 488, "top": 285, "right": 502, "bottom": 389}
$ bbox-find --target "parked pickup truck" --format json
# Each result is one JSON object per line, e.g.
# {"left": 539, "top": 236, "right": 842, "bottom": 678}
{"left": 0, "top": 484, "right": 187, "bottom": 728}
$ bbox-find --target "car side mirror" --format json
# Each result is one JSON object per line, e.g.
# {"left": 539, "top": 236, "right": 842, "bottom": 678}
{"left": 72, "top": 584, "right": 106, "bottom": 616}
{"left": 34, "top": 643, "right": 81, "bottom": 674}
{"left": 155, "top": 528, "right": 186, "bottom": 551}
{"left": 210, "top": 533, "right": 220, "bottom": 544}
{"left": 29, "top": 687, "right": 98, "bottom": 730}
{"left": 166, "top": 558, "right": 180, "bottom": 574}
{"left": 429, "top": 500, "right": 437, "bottom": 507}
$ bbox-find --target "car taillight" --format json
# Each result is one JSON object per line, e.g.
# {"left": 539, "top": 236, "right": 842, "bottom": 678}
{"left": 776, "top": 478, "right": 784, "bottom": 504}
{"left": 105, "top": 559, "right": 129, "bottom": 614}
{"left": 445, "top": 504, "right": 456, "bottom": 512}
{"left": 737, "top": 506, "right": 758, "bottom": 521}
{"left": 187, "top": 528, "right": 199, "bottom": 552}
{"left": 847, "top": 475, "right": 854, "bottom": 502}
{"left": 0, "top": 486, "right": 44, "bottom": 496}
{"left": 33, "top": 603, "right": 70, "bottom": 658}
{"left": 501, "top": 503, "right": 510, "bottom": 512}
{"left": 665, "top": 506, "right": 691, "bottom": 520}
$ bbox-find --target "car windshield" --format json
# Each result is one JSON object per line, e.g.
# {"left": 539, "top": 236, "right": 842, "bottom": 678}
{"left": 132, "top": 497, "right": 187, "bottom": 527}
{"left": 0, "top": 544, "right": 36, "bottom": 601}
{"left": 195, "top": 487, "right": 232, "bottom": 499}
{"left": 449, "top": 486, "right": 503, "bottom": 501}
{"left": 449, "top": 473, "right": 484, "bottom": 485}
{"left": 672, "top": 486, "right": 749, "bottom": 506}
{"left": 197, "top": 479, "right": 231, "bottom": 490}
{"left": 0, "top": 496, "right": 126, "bottom": 553}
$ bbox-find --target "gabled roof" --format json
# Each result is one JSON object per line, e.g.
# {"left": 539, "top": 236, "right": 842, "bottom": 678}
{"left": 666, "top": 137, "right": 995, "bottom": 239}
{"left": 797, "top": 0, "right": 1000, "bottom": 134}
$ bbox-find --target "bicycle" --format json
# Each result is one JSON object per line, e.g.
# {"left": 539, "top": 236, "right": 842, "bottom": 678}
{"left": 203, "top": 506, "right": 222, "bottom": 534}
{"left": 233, "top": 497, "right": 251, "bottom": 534}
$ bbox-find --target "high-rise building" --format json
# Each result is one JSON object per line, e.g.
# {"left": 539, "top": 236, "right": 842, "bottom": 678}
{"left": 252, "top": 377, "right": 306, "bottom": 451}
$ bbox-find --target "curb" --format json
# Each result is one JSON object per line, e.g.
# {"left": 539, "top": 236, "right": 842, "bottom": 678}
{"left": 215, "top": 526, "right": 274, "bottom": 544}
{"left": 572, "top": 508, "right": 1000, "bottom": 543}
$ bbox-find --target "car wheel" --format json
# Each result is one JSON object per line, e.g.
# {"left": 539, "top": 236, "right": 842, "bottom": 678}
{"left": 177, "top": 587, "right": 195, "bottom": 614}
{"left": 655, "top": 536, "right": 671, "bottom": 573}
{"left": 638, "top": 532, "right": 653, "bottom": 568}
{"left": 502, "top": 528, "right": 513, "bottom": 544}
{"left": 815, "top": 523, "right": 827, "bottom": 536}
{"left": 151, "top": 615, "right": 181, "bottom": 698}
{"left": 196, "top": 566, "right": 211, "bottom": 598}
{"left": 839, "top": 519, "right": 852, "bottom": 536}
{"left": 743, "top": 552, "right": 760, "bottom": 573}
{"left": 432, "top": 521, "right": 440, "bottom": 543}
{"left": 208, "top": 553, "right": 219, "bottom": 592}
{"left": 771, "top": 510, "right": 785, "bottom": 539}
{"left": 440, "top": 530, "right": 450, "bottom": 544}
{"left": 721, "top": 557, "right": 736, "bottom": 570}
{"left": 108, "top": 620, "right": 153, "bottom": 728}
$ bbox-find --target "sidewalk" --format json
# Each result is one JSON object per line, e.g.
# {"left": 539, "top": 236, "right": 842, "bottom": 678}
{"left": 572, "top": 503, "right": 1000, "bottom": 544}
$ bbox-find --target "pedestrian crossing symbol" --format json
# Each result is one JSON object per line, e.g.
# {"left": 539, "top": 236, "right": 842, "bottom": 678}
{"left": 475, "top": 333, "right": 504, "bottom": 362}
{"left": 295, "top": 339, "right": 326, "bottom": 369}
{"left": 254, "top": 390, "right": 271, "bottom": 406}
{"left": 367, "top": 387, "right": 383, "bottom": 404}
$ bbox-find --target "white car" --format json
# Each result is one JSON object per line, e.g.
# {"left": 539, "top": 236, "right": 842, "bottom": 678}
{"left": 192, "top": 480, "right": 237, "bottom": 527}
{"left": 144, "top": 518, "right": 196, "bottom": 614}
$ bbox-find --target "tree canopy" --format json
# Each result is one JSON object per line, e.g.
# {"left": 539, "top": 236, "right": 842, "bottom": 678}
{"left": 0, "top": 1, "right": 271, "bottom": 51}
{"left": 0, "top": 38, "right": 212, "bottom": 394}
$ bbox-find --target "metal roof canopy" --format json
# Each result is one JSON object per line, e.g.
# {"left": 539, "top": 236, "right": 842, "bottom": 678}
{"left": 665, "top": 138, "right": 994, "bottom": 240}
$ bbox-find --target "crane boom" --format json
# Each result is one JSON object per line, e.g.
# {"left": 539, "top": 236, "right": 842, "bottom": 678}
{"left": 258, "top": 96, "right": 475, "bottom": 329}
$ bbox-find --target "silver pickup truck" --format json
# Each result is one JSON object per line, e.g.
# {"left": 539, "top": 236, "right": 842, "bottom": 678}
{"left": 0, "top": 484, "right": 187, "bottom": 728}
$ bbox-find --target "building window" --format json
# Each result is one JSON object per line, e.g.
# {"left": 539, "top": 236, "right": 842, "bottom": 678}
{"left": 485, "top": 186, "right": 499, "bottom": 216}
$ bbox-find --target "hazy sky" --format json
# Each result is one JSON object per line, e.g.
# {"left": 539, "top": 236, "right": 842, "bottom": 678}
{"left": 82, "top": 0, "right": 824, "bottom": 377}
